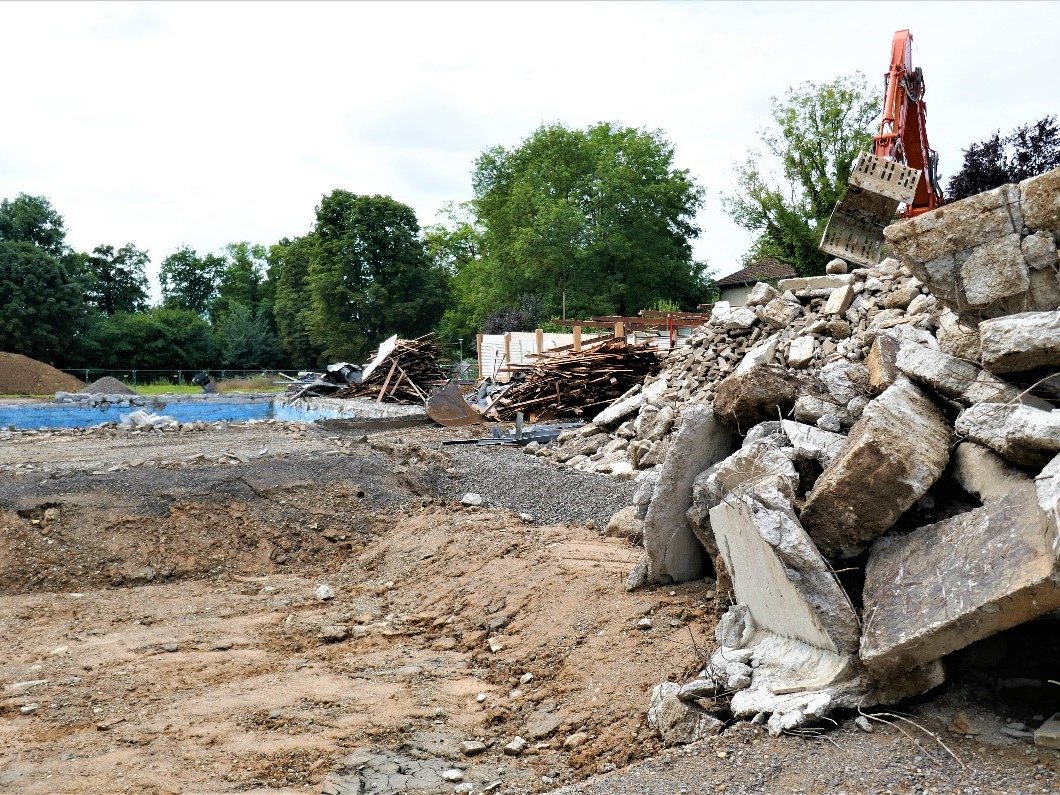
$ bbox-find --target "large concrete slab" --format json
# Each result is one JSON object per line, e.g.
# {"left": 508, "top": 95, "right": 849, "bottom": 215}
{"left": 954, "top": 403, "right": 1060, "bottom": 469}
{"left": 979, "top": 311, "right": 1060, "bottom": 374}
{"left": 860, "top": 481, "right": 1060, "bottom": 677}
{"left": 800, "top": 378, "right": 952, "bottom": 558}
{"left": 643, "top": 404, "right": 734, "bottom": 584}
{"left": 895, "top": 343, "right": 1032, "bottom": 406}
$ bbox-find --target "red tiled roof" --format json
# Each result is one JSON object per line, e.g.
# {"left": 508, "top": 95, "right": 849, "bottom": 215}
{"left": 714, "top": 258, "right": 796, "bottom": 287}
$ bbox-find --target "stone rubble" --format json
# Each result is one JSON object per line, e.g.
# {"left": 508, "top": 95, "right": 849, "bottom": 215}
{"left": 546, "top": 167, "right": 1060, "bottom": 741}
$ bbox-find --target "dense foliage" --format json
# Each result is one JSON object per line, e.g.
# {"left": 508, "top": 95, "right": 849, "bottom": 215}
{"left": 724, "top": 74, "right": 878, "bottom": 276}
{"left": 946, "top": 116, "right": 1060, "bottom": 201}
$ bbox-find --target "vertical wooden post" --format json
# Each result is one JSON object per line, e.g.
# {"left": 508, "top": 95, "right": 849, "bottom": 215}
{"left": 476, "top": 333, "right": 483, "bottom": 378}
{"left": 573, "top": 325, "right": 582, "bottom": 352}
{"left": 503, "top": 332, "right": 512, "bottom": 382}
{"left": 534, "top": 328, "right": 544, "bottom": 357}
{"left": 614, "top": 322, "right": 625, "bottom": 341}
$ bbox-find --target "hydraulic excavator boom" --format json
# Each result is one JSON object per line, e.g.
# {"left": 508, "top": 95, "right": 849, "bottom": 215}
{"left": 820, "top": 29, "right": 944, "bottom": 267}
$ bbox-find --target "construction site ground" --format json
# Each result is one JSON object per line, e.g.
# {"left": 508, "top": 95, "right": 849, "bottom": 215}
{"left": 0, "top": 420, "right": 1056, "bottom": 795}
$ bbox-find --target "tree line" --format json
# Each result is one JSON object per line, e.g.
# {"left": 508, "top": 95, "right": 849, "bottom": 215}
{"left": 2, "top": 92, "right": 1057, "bottom": 372}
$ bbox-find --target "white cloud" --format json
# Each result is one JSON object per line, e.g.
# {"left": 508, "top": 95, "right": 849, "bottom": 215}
{"left": 1, "top": 0, "right": 1057, "bottom": 295}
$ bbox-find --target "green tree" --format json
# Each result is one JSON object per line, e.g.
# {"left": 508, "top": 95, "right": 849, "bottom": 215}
{"left": 159, "top": 245, "right": 226, "bottom": 315}
{"left": 947, "top": 115, "right": 1060, "bottom": 201}
{"left": 85, "top": 308, "right": 216, "bottom": 370}
{"left": 724, "top": 74, "right": 878, "bottom": 276}
{"left": 466, "top": 122, "right": 706, "bottom": 330}
{"left": 0, "top": 241, "right": 88, "bottom": 363}
{"left": 212, "top": 242, "right": 268, "bottom": 321}
{"left": 426, "top": 202, "right": 488, "bottom": 348}
{"left": 271, "top": 234, "right": 324, "bottom": 367}
{"left": 213, "top": 302, "right": 278, "bottom": 368}
{"left": 84, "top": 243, "right": 150, "bottom": 315}
{"left": 0, "top": 194, "right": 67, "bottom": 256}
{"left": 307, "top": 191, "right": 449, "bottom": 361}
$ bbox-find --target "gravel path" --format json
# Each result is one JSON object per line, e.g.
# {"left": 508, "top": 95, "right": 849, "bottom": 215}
{"left": 549, "top": 721, "right": 1058, "bottom": 795}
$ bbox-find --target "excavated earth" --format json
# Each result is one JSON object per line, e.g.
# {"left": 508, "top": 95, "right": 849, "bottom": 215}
{"left": 0, "top": 420, "right": 1056, "bottom": 795}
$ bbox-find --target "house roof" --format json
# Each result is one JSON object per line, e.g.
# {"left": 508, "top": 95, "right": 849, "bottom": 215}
{"left": 714, "top": 258, "right": 796, "bottom": 288}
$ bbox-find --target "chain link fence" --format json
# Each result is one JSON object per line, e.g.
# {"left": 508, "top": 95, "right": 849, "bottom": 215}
{"left": 59, "top": 368, "right": 305, "bottom": 386}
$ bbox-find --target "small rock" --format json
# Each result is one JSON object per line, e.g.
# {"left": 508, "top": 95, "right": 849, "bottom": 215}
{"left": 314, "top": 584, "right": 335, "bottom": 601}
{"left": 854, "top": 716, "right": 874, "bottom": 733}
{"left": 487, "top": 637, "right": 505, "bottom": 653}
{"left": 319, "top": 625, "right": 348, "bottom": 643}
{"left": 563, "top": 732, "right": 589, "bottom": 749}
{"left": 161, "top": 641, "right": 179, "bottom": 653}
{"left": 20, "top": 703, "right": 39, "bottom": 715}
{"left": 476, "top": 693, "right": 487, "bottom": 703}
{"left": 454, "top": 785, "right": 475, "bottom": 794}
{"left": 503, "top": 736, "right": 528, "bottom": 756}
{"left": 826, "top": 258, "right": 848, "bottom": 274}
{"left": 636, "top": 617, "right": 653, "bottom": 630}
{"left": 442, "top": 769, "right": 465, "bottom": 782}
{"left": 519, "top": 673, "right": 534, "bottom": 685}
{"left": 460, "top": 740, "right": 487, "bottom": 756}
{"left": 461, "top": 492, "right": 484, "bottom": 507}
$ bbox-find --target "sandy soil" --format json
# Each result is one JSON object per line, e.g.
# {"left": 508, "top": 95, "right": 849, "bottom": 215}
{"left": 0, "top": 422, "right": 1056, "bottom": 795}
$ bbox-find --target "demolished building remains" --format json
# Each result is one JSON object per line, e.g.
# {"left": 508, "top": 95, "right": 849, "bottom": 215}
{"left": 540, "top": 166, "right": 1060, "bottom": 740}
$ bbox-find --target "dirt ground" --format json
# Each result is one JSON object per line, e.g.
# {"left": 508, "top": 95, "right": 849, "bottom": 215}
{"left": 0, "top": 420, "right": 1057, "bottom": 795}
{"left": 0, "top": 352, "right": 84, "bottom": 395}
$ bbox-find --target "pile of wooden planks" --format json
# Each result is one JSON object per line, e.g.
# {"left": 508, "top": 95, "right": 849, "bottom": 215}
{"left": 488, "top": 337, "right": 660, "bottom": 420}
{"left": 334, "top": 334, "right": 444, "bottom": 404}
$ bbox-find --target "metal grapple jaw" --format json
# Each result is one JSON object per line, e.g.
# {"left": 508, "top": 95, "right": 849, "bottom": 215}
{"left": 820, "top": 152, "right": 921, "bottom": 267}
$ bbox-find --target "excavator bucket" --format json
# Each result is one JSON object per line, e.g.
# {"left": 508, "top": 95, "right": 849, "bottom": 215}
{"left": 425, "top": 379, "right": 482, "bottom": 427}
{"left": 820, "top": 152, "right": 922, "bottom": 267}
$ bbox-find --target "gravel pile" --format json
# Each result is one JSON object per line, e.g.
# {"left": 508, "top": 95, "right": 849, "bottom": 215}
{"left": 80, "top": 376, "right": 136, "bottom": 395}
{"left": 438, "top": 443, "right": 636, "bottom": 528}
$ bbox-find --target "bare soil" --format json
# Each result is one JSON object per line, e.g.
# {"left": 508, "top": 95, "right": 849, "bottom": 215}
{"left": 0, "top": 352, "right": 84, "bottom": 395}
{"left": 0, "top": 422, "right": 1056, "bottom": 795}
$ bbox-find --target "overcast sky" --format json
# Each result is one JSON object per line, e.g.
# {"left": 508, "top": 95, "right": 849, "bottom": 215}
{"left": 2, "top": 0, "right": 1058, "bottom": 295}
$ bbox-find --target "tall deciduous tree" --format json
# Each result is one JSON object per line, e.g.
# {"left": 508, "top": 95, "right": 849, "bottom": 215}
{"left": 0, "top": 240, "right": 87, "bottom": 362}
{"left": 307, "top": 191, "right": 448, "bottom": 361}
{"left": 724, "top": 74, "right": 878, "bottom": 276}
{"left": 465, "top": 122, "right": 706, "bottom": 331}
{"left": 0, "top": 193, "right": 67, "bottom": 256}
{"left": 159, "top": 245, "right": 226, "bottom": 316}
{"left": 271, "top": 234, "right": 323, "bottom": 367}
{"left": 947, "top": 116, "right": 1060, "bottom": 201}
{"left": 84, "top": 243, "right": 150, "bottom": 315}
{"left": 85, "top": 308, "right": 216, "bottom": 369}
{"left": 212, "top": 242, "right": 268, "bottom": 321}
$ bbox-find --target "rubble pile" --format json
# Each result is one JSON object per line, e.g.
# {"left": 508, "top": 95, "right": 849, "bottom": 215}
{"left": 488, "top": 337, "right": 661, "bottom": 421}
{"left": 538, "top": 255, "right": 946, "bottom": 475}
{"left": 333, "top": 334, "right": 443, "bottom": 404}
{"left": 601, "top": 167, "right": 1060, "bottom": 742}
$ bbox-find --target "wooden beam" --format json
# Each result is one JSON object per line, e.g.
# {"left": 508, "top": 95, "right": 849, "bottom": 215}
{"left": 573, "top": 325, "right": 582, "bottom": 352}
{"left": 614, "top": 321, "right": 625, "bottom": 340}
{"left": 376, "top": 359, "right": 398, "bottom": 402}
{"left": 535, "top": 327, "right": 544, "bottom": 357}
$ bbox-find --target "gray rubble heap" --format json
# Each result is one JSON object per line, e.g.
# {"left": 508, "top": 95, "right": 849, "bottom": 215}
{"left": 558, "top": 166, "right": 1060, "bottom": 742}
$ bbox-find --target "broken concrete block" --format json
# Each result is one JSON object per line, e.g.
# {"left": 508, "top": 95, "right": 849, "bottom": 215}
{"left": 826, "top": 258, "right": 848, "bottom": 274}
{"left": 780, "top": 420, "right": 846, "bottom": 468}
{"left": 713, "top": 365, "right": 802, "bottom": 432}
{"left": 822, "top": 284, "right": 854, "bottom": 316}
{"left": 647, "top": 683, "right": 724, "bottom": 746}
{"left": 954, "top": 403, "right": 1060, "bottom": 469}
{"left": 710, "top": 301, "right": 757, "bottom": 330}
{"left": 594, "top": 378, "right": 668, "bottom": 427}
{"left": 958, "top": 233, "right": 1030, "bottom": 307}
{"left": 883, "top": 182, "right": 1023, "bottom": 265}
{"left": 1034, "top": 713, "right": 1060, "bottom": 750}
{"left": 896, "top": 343, "right": 1029, "bottom": 406}
{"left": 605, "top": 505, "right": 643, "bottom": 542}
{"left": 936, "top": 309, "right": 981, "bottom": 361}
{"left": 710, "top": 490, "right": 860, "bottom": 654}
{"left": 1021, "top": 230, "right": 1059, "bottom": 270}
{"left": 760, "top": 297, "right": 802, "bottom": 329}
{"left": 800, "top": 378, "right": 952, "bottom": 558}
{"left": 1020, "top": 166, "right": 1060, "bottom": 234}
{"left": 746, "top": 282, "right": 779, "bottom": 307}
{"left": 952, "top": 442, "right": 1034, "bottom": 503}
{"left": 1038, "top": 453, "right": 1060, "bottom": 555}
{"left": 979, "top": 310, "right": 1060, "bottom": 374}
{"left": 865, "top": 334, "right": 900, "bottom": 393}
{"left": 860, "top": 480, "right": 1060, "bottom": 677}
{"left": 735, "top": 333, "right": 780, "bottom": 374}
{"left": 817, "top": 359, "right": 870, "bottom": 406}
{"left": 643, "top": 405, "right": 734, "bottom": 584}
{"left": 786, "top": 336, "right": 816, "bottom": 369}
{"left": 777, "top": 274, "right": 854, "bottom": 292}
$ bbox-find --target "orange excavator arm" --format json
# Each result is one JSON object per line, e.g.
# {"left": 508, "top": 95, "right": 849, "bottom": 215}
{"left": 819, "top": 29, "right": 944, "bottom": 265}
{"left": 874, "top": 29, "right": 943, "bottom": 215}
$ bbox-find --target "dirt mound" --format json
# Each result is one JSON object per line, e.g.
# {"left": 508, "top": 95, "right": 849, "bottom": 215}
{"left": 79, "top": 375, "right": 136, "bottom": 395}
{"left": 0, "top": 352, "right": 84, "bottom": 395}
